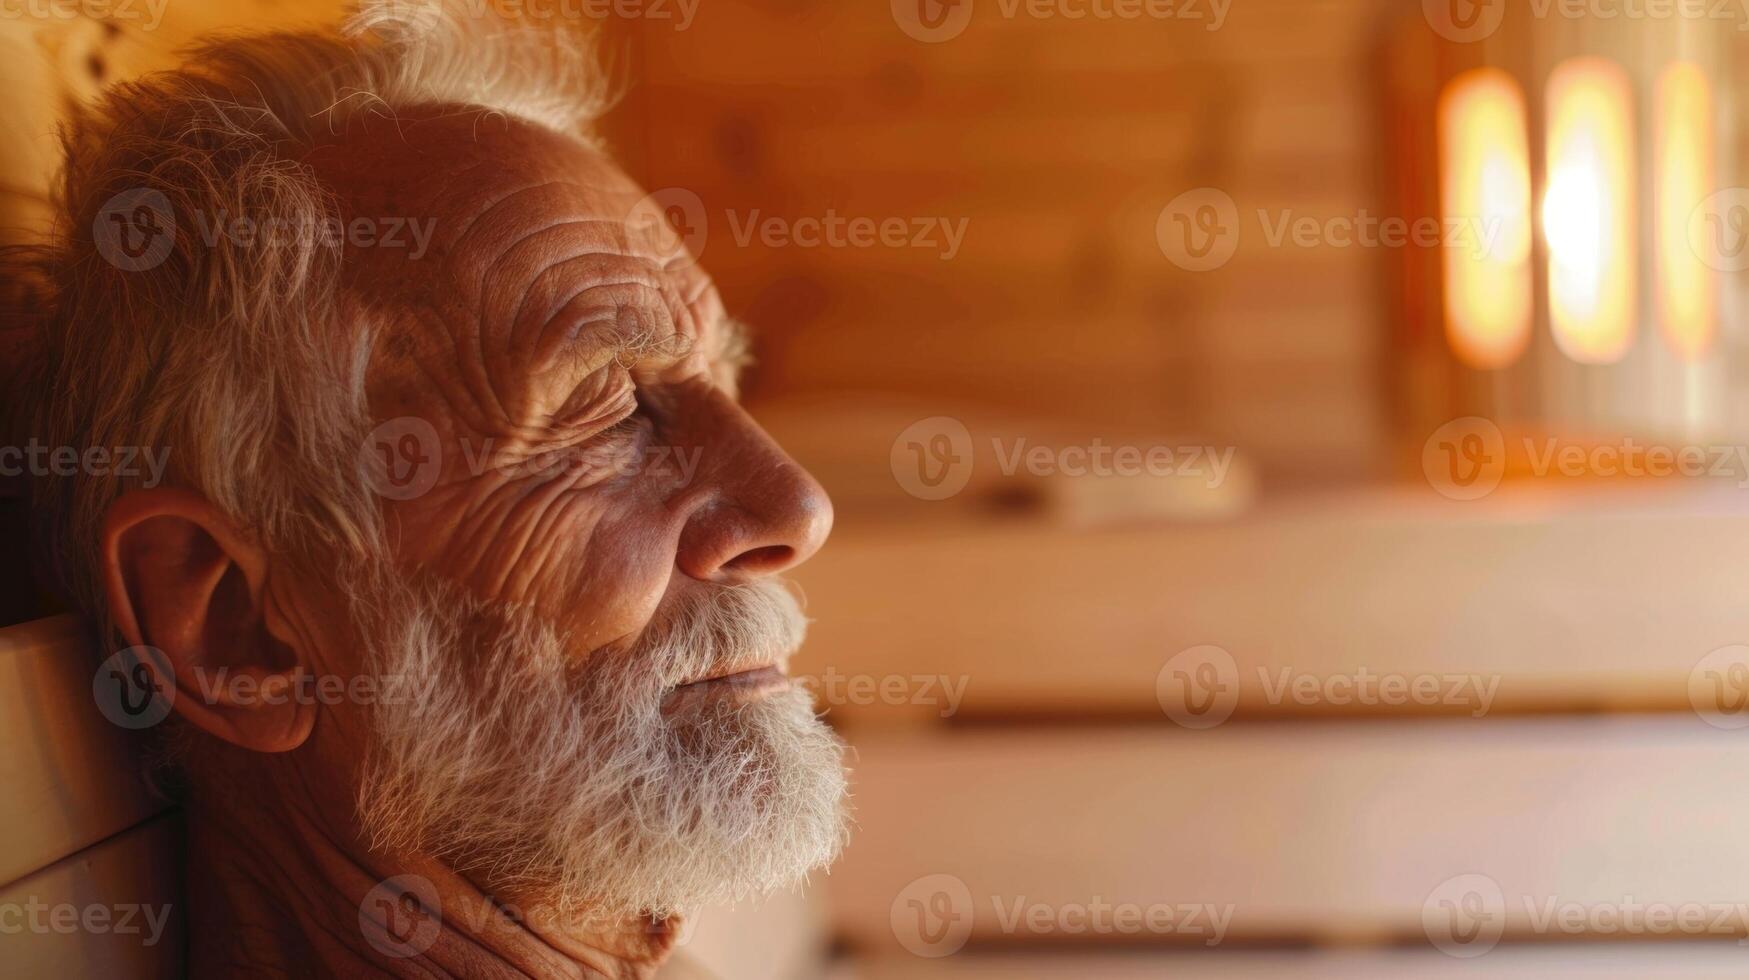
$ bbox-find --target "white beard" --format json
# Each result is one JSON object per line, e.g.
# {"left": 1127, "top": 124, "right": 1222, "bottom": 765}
{"left": 354, "top": 573, "right": 848, "bottom": 920}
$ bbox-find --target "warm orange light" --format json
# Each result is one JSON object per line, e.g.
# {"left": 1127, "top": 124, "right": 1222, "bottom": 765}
{"left": 1655, "top": 61, "right": 1715, "bottom": 360}
{"left": 1438, "top": 68, "right": 1533, "bottom": 368}
{"left": 1543, "top": 57, "right": 1637, "bottom": 365}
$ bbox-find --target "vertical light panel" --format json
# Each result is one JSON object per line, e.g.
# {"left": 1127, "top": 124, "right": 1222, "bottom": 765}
{"left": 1543, "top": 57, "right": 1637, "bottom": 364}
{"left": 1439, "top": 68, "right": 1533, "bottom": 368}
{"left": 1655, "top": 61, "right": 1715, "bottom": 360}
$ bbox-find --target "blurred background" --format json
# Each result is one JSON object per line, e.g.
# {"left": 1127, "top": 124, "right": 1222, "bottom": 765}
{"left": 10, "top": 0, "right": 1749, "bottom": 976}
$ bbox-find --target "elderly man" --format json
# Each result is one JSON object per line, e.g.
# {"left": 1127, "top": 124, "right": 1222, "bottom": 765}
{"left": 4, "top": 2, "right": 846, "bottom": 976}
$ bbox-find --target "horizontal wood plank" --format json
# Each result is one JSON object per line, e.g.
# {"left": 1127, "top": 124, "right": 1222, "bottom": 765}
{"left": 791, "top": 488, "right": 1749, "bottom": 723}
{"left": 840, "top": 946, "right": 1749, "bottom": 979}
{"left": 0, "top": 815, "right": 181, "bottom": 979}
{"left": 829, "top": 720, "right": 1749, "bottom": 952}
{"left": 0, "top": 616, "right": 167, "bottom": 887}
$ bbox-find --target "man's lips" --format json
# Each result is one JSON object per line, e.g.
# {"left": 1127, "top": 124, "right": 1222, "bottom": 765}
{"left": 672, "top": 664, "right": 790, "bottom": 697}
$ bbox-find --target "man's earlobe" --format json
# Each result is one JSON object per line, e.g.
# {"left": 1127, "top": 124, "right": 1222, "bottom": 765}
{"left": 101, "top": 487, "right": 317, "bottom": 753}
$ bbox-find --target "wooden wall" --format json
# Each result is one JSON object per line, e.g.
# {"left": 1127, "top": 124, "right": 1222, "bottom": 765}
{"left": 601, "top": 0, "right": 1397, "bottom": 484}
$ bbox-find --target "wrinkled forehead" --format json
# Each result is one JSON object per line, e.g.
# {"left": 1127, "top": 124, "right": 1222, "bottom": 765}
{"left": 302, "top": 107, "right": 723, "bottom": 374}
{"left": 305, "top": 109, "right": 652, "bottom": 250}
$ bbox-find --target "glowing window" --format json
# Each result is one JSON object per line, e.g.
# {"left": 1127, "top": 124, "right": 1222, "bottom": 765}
{"left": 1439, "top": 68, "right": 1533, "bottom": 368}
{"left": 1543, "top": 57, "right": 1637, "bottom": 365}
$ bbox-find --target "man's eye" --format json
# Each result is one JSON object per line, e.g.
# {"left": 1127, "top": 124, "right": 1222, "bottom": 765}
{"left": 600, "top": 410, "right": 645, "bottom": 439}
{"left": 599, "top": 390, "right": 654, "bottom": 441}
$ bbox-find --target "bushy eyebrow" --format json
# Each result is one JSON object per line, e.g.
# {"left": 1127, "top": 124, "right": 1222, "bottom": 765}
{"left": 596, "top": 312, "right": 752, "bottom": 384}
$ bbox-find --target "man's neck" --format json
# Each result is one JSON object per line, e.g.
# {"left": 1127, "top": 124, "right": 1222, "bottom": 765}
{"left": 182, "top": 775, "right": 675, "bottom": 979}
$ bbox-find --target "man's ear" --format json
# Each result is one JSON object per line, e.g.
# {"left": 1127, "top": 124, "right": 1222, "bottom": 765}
{"left": 100, "top": 487, "right": 317, "bottom": 752}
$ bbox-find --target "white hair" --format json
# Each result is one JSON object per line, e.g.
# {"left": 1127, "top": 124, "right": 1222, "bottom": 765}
{"left": 6, "top": 0, "right": 614, "bottom": 641}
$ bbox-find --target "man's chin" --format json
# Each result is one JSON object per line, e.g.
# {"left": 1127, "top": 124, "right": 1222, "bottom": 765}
{"left": 357, "top": 575, "right": 849, "bottom": 920}
{"left": 536, "top": 684, "right": 849, "bottom": 917}
{"left": 368, "top": 684, "right": 848, "bottom": 921}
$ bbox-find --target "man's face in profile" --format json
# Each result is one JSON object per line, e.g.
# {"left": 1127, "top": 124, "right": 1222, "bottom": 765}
{"left": 271, "top": 110, "right": 844, "bottom": 920}
{"left": 6, "top": 2, "right": 852, "bottom": 965}
{"left": 0, "top": 0, "right": 857, "bottom": 969}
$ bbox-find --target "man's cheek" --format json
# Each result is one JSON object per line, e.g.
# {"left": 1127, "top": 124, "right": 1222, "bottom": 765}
{"left": 554, "top": 509, "right": 685, "bottom": 652}
{"left": 395, "top": 474, "right": 600, "bottom": 603}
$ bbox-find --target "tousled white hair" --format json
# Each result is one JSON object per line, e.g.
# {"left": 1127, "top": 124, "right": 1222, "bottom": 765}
{"left": 5, "top": 0, "right": 613, "bottom": 642}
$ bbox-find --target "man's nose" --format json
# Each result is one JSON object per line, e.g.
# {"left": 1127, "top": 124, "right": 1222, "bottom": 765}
{"left": 675, "top": 399, "right": 834, "bottom": 584}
